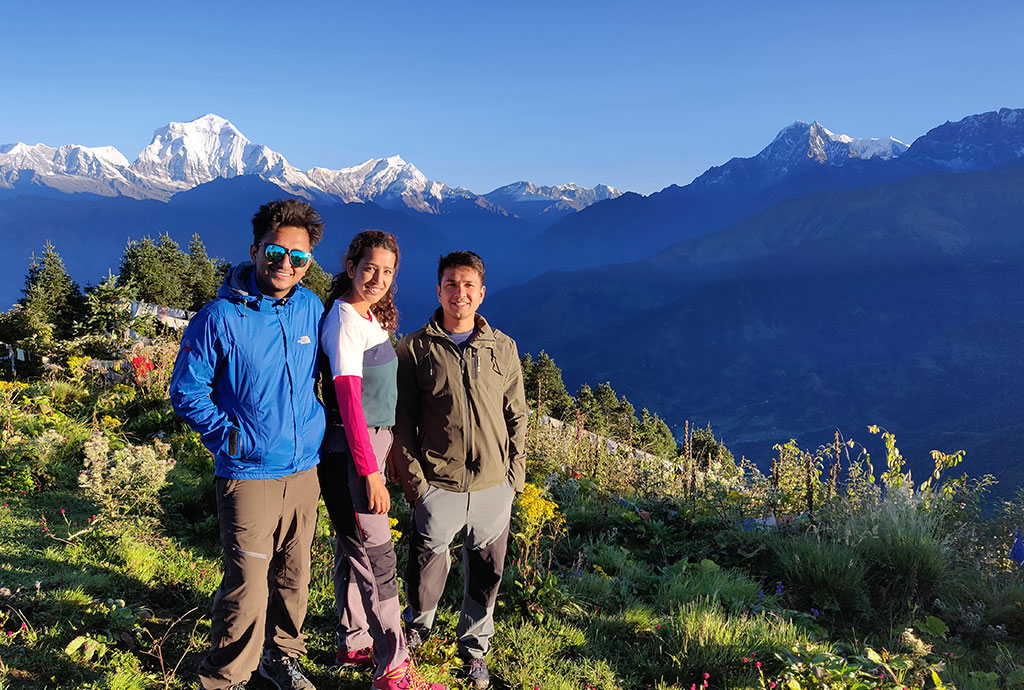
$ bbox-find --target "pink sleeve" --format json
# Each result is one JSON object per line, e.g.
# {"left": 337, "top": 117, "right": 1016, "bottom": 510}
{"left": 333, "top": 375, "right": 379, "bottom": 476}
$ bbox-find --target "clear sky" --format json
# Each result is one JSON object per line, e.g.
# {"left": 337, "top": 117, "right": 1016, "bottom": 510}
{"left": 3, "top": 0, "right": 1023, "bottom": 195}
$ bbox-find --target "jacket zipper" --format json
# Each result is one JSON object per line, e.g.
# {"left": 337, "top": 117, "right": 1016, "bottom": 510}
{"left": 460, "top": 343, "right": 473, "bottom": 492}
{"left": 278, "top": 306, "right": 298, "bottom": 472}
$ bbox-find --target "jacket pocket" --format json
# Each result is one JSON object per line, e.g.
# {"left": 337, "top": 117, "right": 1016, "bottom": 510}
{"left": 228, "top": 427, "right": 240, "bottom": 458}
{"left": 228, "top": 416, "right": 261, "bottom": 463}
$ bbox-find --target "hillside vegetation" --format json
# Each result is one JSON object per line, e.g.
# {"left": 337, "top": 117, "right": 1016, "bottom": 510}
{"left": 1, "top": 244, "right": 1024, "bottom": 689}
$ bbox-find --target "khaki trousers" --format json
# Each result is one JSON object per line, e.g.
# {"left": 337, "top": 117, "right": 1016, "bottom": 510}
{"left": 198, "top": 467, "right": 320, "bottom": 689}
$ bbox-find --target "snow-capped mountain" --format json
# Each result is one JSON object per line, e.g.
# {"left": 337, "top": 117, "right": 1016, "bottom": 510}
{"left": 308, "top": 156, "right": 462, "bottom": 212}
{"left": 0, "top": 142, "right": 143, "bottom": 197}
{"left": 768, "top": 121, "right": 907, "bottom": 165}
{"left": 0, "top": 114, "right": 618, "bottom": 216}
{"left": 694, "top": 120, "right": 908, "bottom": 189}
{"left": 130, "top": 114, "right": 322, "bottom": 199}
{"left": 483, "top": 181, "right": 621, "bottom": 220}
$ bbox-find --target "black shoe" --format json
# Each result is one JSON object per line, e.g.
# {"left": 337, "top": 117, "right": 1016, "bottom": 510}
{"left": 405, "top": 626, "right": 428, "bottom": 650}
{"left": 465, "top": 658, "right": 490, "bottom": 690}
{"left": 258, "top": 649, "right": 315, "bottom": 690}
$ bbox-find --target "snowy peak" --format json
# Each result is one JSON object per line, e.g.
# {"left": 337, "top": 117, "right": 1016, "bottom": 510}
{"left": 901, "top": 107, "right": 1024, "bottom": 171}
{"left": 307, "top": 156, "right": 443, "bottom": 210}
{"left": 0, "top": 142, "right": 130, "bottom": 175}
{"left": 0, "top": 141, "right": 141, "bottom": 197}
{"left": 483, "top": 181, "right": 622, "bottom": 217}
{"left": 134, "top": 114, "right": 260, "bottom": 186}
{"left": 762, "top": 121, "right": 907, "bottom": 166}
{"left": 0, "top": 114, "right": 620, "bottom": 215}
{"left": 693, "top": 120, "right": 907, "bottom": 190}
{"left": 129, "top": 114, "right": 319, "bottom": 198}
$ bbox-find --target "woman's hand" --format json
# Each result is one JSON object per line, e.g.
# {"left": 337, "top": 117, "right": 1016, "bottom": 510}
{"left": 365, "top": 471, "right": 391, "bottom": 515}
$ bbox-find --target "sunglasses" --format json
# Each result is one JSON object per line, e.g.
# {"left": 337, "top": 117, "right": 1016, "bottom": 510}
{"left": 259, "top": 242, "right": 312, "bottom": 268}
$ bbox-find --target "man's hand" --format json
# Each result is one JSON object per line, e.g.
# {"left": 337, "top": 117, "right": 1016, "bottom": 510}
{"left": 365, "top": 472, "right": 391, "bottom": 515}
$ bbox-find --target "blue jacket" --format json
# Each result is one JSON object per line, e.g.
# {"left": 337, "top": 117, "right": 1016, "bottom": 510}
{"left": 169, "top": 263, "right": 326, "bottom": 480}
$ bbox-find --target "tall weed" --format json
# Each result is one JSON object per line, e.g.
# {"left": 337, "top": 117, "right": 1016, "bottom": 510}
{"left": 769, "top": 535, "right": 870, "bottom": 624}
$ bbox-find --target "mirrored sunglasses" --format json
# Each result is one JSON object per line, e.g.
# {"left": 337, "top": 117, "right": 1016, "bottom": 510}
{"left": 259, "top": 242, "right": 312, "bottom": 268}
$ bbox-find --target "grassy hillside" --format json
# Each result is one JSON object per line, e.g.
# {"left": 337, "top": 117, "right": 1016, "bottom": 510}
{"left": 2, "top": 333, "right": 1024, "bottom": 689}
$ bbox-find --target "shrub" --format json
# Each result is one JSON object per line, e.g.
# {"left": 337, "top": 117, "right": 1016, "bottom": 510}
{"left": 78, "top": 432, "right": 174, "bottom": 517}
{"left": 769, "top": 535, "right": 871, "bottom": 624}
{"left": 846, "top": 490, "right": 951, "bottom": 615}
{"left": 654, "top": 558, "right": 761, "bottom": 613}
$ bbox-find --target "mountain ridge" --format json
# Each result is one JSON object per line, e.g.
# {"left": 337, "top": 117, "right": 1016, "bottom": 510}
{"left": 0, "top": 113, "right": 619, "bottom": 216}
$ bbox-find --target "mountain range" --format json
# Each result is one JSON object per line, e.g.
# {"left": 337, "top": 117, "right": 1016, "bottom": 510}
{"left": 3, "top": 107, "right": 1023, "bottom": 492}
{"left": 486, "top": 107, "right": 1024, "bottom": 492}
{"left": 0, "top": 113, "right": 621, "bottom": 217}
{"left": 502, "top": 108, "right": 1024, "bottom": 281}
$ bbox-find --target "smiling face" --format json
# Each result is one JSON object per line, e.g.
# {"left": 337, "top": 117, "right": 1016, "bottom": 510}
{"left": 437, "top": 265, "right": 485, "bottom": 332}
{"left": 344, "top": 246, "right": 397, "bottom": 314}
{"left": 249, "top": 225, "right": 311, "bottom": 299}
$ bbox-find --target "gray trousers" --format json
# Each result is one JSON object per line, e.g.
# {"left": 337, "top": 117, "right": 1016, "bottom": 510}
{"left": 318, "top": 428, "right": 408, "bottom": 678}
{"left": 199, "top": 467, "right": 319, "bottom": 690}
{"left": 403, "top": 480, "right": 514, "bottom": 659}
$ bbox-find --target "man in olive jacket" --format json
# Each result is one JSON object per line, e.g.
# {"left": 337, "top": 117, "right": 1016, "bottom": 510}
{"left": 393, "top": 250, "right": 527, "bottom": 689}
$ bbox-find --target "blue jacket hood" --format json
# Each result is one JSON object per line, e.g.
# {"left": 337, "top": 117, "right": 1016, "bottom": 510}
{"left": 220, "top": 262, "right": 258, "bottom": 301}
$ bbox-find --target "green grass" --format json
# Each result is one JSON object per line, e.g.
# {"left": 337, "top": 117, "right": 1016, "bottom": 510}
{"left": 4, "top": 378, "right": 1024, "bottom": 689}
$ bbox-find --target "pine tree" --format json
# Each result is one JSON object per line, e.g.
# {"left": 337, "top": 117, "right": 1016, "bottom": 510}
{"left": 118, "top": 234, "right": 191, "bottom": 309}
{"left": 18, "top": 241, "right": 84, "bottom": 344}
{"left": 636, "top": 408, "right": 678, "bottom": 458}
{"left": 614, "top": 394, "right": 636, "bottom": 443}
{"left": 300, "top": 259, "right": 332, "bottom": 302}
{"left": 691, "top": 424, "right": 737, "bottom": 477}
{"left": 185, "top": 234, "right": 225, "bottom": 310}
{"left": 521, "top": 350, "right": 574, "bottom": 419}
{"left": 84, "top": 272, "right": 134, "bottom": 336}
{"left": 576, "top": 383, "right": 607, "bottom": 435}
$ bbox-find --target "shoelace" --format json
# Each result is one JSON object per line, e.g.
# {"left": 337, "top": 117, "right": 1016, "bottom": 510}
{"left": 468, "top": 658, "right": 488, "bottom": 675}
{"left": 380, "top": 663, "right": 434, "bottom": 690}
{"left": 379, "top": 666, "right": 413, "bottom": 689}
{"left": 278, "top": 657, "right": 307, "bottom": 682}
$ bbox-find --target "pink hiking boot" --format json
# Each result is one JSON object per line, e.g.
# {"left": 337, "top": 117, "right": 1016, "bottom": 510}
{"left": 370, "top": 660, "right": 446, "bottom": 690}
{"left": 337, "top": 645, "right": 374, "bottom": 668}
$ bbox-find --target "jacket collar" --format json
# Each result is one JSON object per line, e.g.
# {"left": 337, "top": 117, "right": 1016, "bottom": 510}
{"left": 219, "top": 262, "right": 298, "bottom": 311}
{"left": 425, "top": 307, "right": 495, "bottom": 345}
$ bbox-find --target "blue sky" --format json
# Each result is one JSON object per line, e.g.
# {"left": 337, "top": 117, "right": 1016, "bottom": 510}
{"left": 3, "top": 1, "right": 1023, "bottom": 194}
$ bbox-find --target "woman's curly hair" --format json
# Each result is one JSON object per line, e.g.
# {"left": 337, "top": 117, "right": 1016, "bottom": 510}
{"left": 325, "top": 230, "right": 400, "bottom": 333}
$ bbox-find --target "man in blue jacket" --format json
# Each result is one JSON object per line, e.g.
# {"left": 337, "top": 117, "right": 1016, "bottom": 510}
{"left": 170, "top": 199, "right": 327, "bottom": 690}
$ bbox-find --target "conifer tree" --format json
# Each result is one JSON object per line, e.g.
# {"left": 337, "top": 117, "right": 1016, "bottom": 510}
{"left": 636, "top": 408, "right": 678, "bottom": 458}
{"left": 521, "top": 350, "right": 574, "bottom": 418}
{"left": 614, "top": 394, "right": 636, "bottom": 443}
{"left": 301, "top": 259, "right": 332, "bottom": 302}
{"left": 17, "top": 241, "right": 84, "bottom": 345}
{"left": 118, "top": 234, "right": 191, "bottom": 309}
{"left": 185, "top": 234, "right": 225, "bottom": 310}
{"left": 691, "top": 424, "right": 737, "bottom": 476}
{"left": 576, "top": 383, "right": 608, "bottom": 435}
{"left": 84, "top": 272, "right": 134, "bottom": 335}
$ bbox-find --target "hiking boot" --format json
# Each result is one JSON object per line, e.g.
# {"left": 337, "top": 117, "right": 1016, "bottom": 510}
{"left": 404, "top": 627, "right": 426, "bottom": 650}
{"left": 370, "top": 660, "right": 446, "bottom": 690}
{"left": 258, "top": 649, "right": 315, "bottom": 690}
{"left": 336, "top": 645, "right": 374, "bottom": 668}
{"left": 465, "top": 657, "right": 490, "bottom": 690}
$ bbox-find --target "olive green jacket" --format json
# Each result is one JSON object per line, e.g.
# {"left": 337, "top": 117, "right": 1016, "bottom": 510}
{"left": 392, "top": 309, "right": 528, "bottom": 499}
